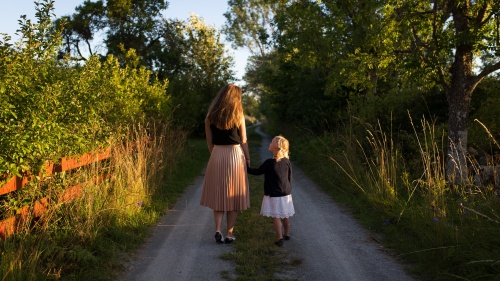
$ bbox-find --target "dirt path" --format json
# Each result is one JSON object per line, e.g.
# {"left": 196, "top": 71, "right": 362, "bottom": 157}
{"left": 117, "top": 171, "right": 238, "bottom": 281}
{"left": 118, "top": 126, "right": 416, "bottom": 281}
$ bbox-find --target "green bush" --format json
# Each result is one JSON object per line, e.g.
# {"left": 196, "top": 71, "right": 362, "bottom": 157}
{"left": 0, "top": 2, "right": 170, "bottom": 180}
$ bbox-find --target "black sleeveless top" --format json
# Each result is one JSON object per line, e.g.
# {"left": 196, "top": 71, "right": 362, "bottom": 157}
{"left": 210, "top": 124, "right": 241, "bottom": 145}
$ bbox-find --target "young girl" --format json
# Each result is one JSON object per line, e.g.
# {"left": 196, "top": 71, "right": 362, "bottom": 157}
{"left": 247, "top": 135, "right": 295, "bottom": 246}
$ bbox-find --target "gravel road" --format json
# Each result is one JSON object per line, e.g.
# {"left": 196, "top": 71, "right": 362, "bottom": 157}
{"left": 118, "top": 126, "right": 416, "bottom": 281}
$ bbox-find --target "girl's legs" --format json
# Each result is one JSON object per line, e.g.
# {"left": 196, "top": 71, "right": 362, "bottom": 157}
{"left": 226, "top": 211, "right": 238, "bottom": 238}
{"left": 213, "top": 210, "right": 224, "bottom": 233}
{"left": 273, "top": 217, "right": 283, "bottom": 240}
{"left": 282, "top": 218, "right": 290, "bottom": 237}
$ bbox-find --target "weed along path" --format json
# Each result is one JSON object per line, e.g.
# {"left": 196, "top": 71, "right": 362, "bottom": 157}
{"left": 119, "top": 125, "right": 416, "bottom": 281}
{"left": 253, "top": 126, "right": 416, "bottom": 281}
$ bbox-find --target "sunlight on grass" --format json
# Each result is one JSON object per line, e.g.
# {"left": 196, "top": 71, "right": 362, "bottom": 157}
{"left": 0, "top": 122, "right": 193, "bottom": 280}
{"left": 287, "top": 114, "right": 500, "bottom": 280}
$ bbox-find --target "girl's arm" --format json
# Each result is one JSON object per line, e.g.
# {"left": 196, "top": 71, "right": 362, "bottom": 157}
{"left": 205, "top": 118, "right": 214, "bottom": 153}
{"left": 247, "top": 160, "right": 267, "bottom": 175}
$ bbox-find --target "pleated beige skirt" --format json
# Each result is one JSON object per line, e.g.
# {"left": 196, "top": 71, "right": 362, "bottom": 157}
{"left": 200, "top": 145, "right": 250, "bottom": 211}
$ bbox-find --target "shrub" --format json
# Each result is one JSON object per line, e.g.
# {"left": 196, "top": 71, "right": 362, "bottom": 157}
{"left": 0, "top": 2, "right": 171, "bottom": 180}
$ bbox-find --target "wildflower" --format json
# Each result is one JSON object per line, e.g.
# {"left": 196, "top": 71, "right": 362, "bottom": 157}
{"left": 433, "top": 217, "right": 439, "bottom": 223}
{"left": 137, "top": 201, "right": 143, "bottom": 207}
{"left": 384, "top": 218, "right": 390, "bottom": 225}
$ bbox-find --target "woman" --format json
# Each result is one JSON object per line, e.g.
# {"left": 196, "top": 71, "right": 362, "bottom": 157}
{"left": 200, "top": 84, "right": 250, "bottom": 244}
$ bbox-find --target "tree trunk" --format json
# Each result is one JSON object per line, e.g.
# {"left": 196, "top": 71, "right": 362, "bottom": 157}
{"left": 445, "top": 77, "right": 474, "bottom": 184}
{"left": 445, "top": 1, "right": 480, "bottom": 185}
{"left": 445, "top": 42, "right": 477, "bottom": 184}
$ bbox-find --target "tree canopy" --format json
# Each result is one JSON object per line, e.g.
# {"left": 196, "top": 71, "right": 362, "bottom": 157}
{"left": 56, "top": 0, "right": 236, "bottom": 133}
{"left": 224, "top": 0, "right": 500, "bottom": 182}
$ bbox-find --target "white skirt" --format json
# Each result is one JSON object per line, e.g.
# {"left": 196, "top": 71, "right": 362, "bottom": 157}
{"left": 260, "top": 195, "right": 295, "bottom": 218}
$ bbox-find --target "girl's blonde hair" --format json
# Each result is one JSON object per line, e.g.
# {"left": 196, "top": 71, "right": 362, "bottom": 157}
{"left": 274, "top": 135, "right": 290, "bottom": 162}
{"left": 205, "top": 84, "right": 244, "bottom": 130}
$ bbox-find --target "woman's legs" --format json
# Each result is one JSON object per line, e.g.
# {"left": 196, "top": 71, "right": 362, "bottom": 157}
{"left": 214, "top": 210, "right": 224, "bottom": 233}
{"left": 226, "top": 211, "right": 238, "bottom": 238}
{"left": 214, "top": 210, "right": 239, "bottom": 237}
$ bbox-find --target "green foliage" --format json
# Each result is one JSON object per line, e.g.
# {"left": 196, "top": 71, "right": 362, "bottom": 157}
{"left": 55, "top": 0, "right": 106, "bottom": 60}
{"left": 0, "top": 0, "right": 170, "bottom": 179}
{"left": 242, "top": 91, "right": 261, "bottom": 120}
{"left": 58, "top": 1, "right": 236, "bottom": 136}
{"left": 246, "top": 51, "right": 349, "bottom": 133}
{"left": 225, "top": 0, "right": 500, "bottom": 187}
{"left": 168, "top": 15, "right": 235, "bottom": 135}
{"left": 58, "top": 0, "right": 168, "bottom": 65}
{"left": 0, "top": 123, "right": 195, "bottom": 280}
{"left": 227, "top": 0, "right": 500, "bottom": 150}
{"left": 469, "top": 76, "right": 500, "bottom": 150}
{"left": 105, "top": 0, "right": 168, "bottom": 65}
{"left": 223, "top": 0, "right": 275, "bottom": 56}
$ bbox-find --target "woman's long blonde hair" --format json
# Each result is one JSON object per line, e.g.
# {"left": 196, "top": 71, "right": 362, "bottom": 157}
{"left": 274, "top": 135, "right": 290, "bottom": 162}
{"left": 205, "top": 84, "right": 244, "bottom": 130}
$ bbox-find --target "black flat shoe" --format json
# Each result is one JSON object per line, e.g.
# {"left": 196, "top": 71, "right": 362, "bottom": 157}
{"left": 283, "top": 235, "right": 290, "bottom": 241}
{"left": 215, "top": 232, "right": 223, "bottom": 243}
{"left": 224, "top": 237, "right": 236, "bottom": 244}
{"left": 274, "top": 239, "right": 284, "bottom": 246}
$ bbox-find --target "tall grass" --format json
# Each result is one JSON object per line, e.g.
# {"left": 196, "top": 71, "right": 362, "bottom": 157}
{"left": 287, "top": 115, "right": 500, "bottom": 280}
{"left": 330, "top": 118, "right": 400, "bottom": 204}
{"left": 0, "top": 122, "right": 188, "bottom": 280}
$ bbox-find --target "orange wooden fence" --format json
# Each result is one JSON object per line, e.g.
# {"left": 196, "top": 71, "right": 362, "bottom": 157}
{"left": 0, "top": 148, "right": 111, "bottom": 239}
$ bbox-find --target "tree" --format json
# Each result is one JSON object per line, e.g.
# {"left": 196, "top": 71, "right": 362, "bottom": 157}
{"left": 168, "top": 15, "right": 236, "bottom": 134}
{"left": 223, "top": 0, "right": 279, "bottom": 111}
{"left": 105, "top": 0, "right": 168, "bottom": 67}
{"left": 233, "top": 0, "right": 500, "bottom": 184}
{"left": 55, "top": 0, "right": 106, "bottom": 60}
{"left": 390, "top": 0, "right": 500, "bottom": 183}
{"left": 56, "top": 0, "right": 168, "bottom": 68}
{"left": 242, "top": 0, "right": 389, "bottom": 130}
{"left": 56, "top": 1, "right": 237, "bottom": 134}
{"left": 223, "top": 0, "right": 276, "bottom": 57}
{"left": 0, "top": 0, "right": 170, "bottom": 178}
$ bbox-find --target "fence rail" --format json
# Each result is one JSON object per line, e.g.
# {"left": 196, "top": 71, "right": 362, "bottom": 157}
{"left": 0, "top": 148, "right": 111, "bottom": 239}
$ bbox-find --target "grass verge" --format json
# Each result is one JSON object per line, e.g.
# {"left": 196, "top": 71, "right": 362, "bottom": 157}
{"left": 152, "top": 137, "right": 209, "bottom": 211}
{"left": 273, "top": 117, "right": 500, "bottom": 281}
{"left": 0, "top": 123, "right": 209, "bottom": 281}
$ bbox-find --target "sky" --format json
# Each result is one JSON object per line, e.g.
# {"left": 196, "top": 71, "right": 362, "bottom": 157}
{"left": 0, "top": 0, "right": 250, "bottom": 83}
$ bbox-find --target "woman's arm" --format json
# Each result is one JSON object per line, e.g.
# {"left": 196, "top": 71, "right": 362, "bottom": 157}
{"left": 239, "top": 116, "right": 250, "bottom": 165}
{"left": 205, "top": 118, "right": 214, "bottom": 153}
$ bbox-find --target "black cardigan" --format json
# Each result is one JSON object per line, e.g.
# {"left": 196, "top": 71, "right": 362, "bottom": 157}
{"left": 247, "top": 158, "right": 292, "bottom": 197}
